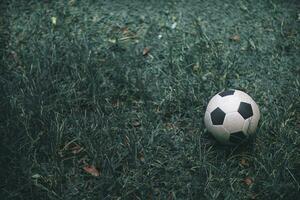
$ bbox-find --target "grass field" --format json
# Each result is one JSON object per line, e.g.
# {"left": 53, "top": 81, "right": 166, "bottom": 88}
{"left": 1, "top": 0, "right": 300, "bottom": 199}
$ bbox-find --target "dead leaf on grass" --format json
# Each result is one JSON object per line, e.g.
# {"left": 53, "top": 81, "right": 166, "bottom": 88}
{"left": 165, "top": 123, "right": 177, "bottom": 130}
{"left": 138, "top": 151, "right": 145, "bottom": 162}
{"left": 121, "top": 27, "right": 129, "bottom": 34}
{"left": 244, "top": 176, "right": 253, "bottom": 186}
{"left": 111, "top": 99, "right": 120, "bottom": 108}
{"left": 143, "top": 47, "right": 150, "bottom": 56}
{"left": 230, "top": 35, "right": 240, "bottom": 42}
{"left": 240, "top": 158, "right": 249, "bottom": 167}
{"left": 83, "top": 165, "right": 100, "bottom": 177}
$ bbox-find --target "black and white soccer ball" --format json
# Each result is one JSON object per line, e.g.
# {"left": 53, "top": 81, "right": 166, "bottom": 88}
{"left": 204, "top": 89, "right": 260, "bottom": 145}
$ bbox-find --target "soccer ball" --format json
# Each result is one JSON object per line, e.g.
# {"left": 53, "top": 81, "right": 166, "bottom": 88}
{"left": 204, "top": 89, "right": 260, "bottom": 145}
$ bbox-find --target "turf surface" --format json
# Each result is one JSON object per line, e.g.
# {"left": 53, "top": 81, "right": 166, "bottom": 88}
{"left": 1, "top": 0, "right": 300, "bottom": 199}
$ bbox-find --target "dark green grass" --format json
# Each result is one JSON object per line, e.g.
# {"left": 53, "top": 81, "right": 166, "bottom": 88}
{"left": 1, "top": 0, "right": 300, "bottom": 199}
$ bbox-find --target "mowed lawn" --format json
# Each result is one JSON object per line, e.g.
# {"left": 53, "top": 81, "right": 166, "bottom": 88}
{"left": 1, "top": 0, "right": 299, "bottom": 199}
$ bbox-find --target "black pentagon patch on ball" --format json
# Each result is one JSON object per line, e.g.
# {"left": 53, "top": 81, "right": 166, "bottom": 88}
{"left": 211, "top": 107, "right": 226, "bottom": 125}
{"left": 230, "top": 131, "right": 247, "bottom": 143}
{"left": 219, "top": 90, "right": 235, "bottom": 97}
{"left": 238, "top": 102, "right": 253, "bottom": 119}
